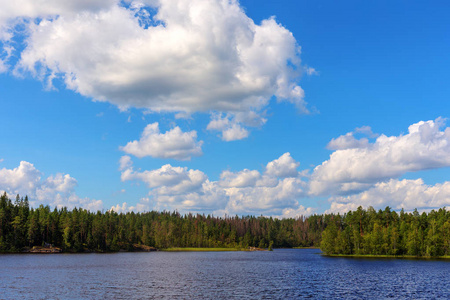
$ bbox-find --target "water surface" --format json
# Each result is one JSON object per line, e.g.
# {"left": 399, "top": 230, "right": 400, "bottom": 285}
{"left": 1, "top": 249, "right": 449, "bottom": 299}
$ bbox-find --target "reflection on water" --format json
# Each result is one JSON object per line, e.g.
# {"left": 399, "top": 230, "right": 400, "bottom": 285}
{"left": 1, "top": 249, "right": 449, "bottom": 299}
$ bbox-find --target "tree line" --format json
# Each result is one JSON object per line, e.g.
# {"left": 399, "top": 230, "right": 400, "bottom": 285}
{"left": 0, "top": 193, "right": 323, "bottom": 252}
{"left": 1, "top": 193, "right": 449, "bottom": 257}
{"left": 320, "top": 206, "right": 450, "bottom": 257}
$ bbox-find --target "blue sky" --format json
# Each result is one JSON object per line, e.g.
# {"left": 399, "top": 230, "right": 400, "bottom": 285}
{"left": 1, "top": 0, "right": 450, "bottom": 216}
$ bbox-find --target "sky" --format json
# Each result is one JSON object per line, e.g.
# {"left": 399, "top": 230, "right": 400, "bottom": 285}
{"left": 1, "top": 0, "right": 450, "bottom": 217}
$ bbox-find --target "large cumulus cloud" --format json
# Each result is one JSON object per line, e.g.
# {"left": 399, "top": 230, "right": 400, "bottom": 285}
{"left": 2, "top": 0, "right": 308, "bottom": 137}
{"left": 115, "top": 152, "right": 309, "bottom": 216}
{"left": 310, "top": 118, "right": 450, "bottom": 196}
{"left": 327, "top": 179, "right": 450, "bottom": 214}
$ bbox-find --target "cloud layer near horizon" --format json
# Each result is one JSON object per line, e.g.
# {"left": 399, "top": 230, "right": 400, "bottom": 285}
{"left": 2, "top": 119, "right": 450, "bottom": 217}
{"left": 310, "top": 118, "right": 450, "bottom": 196}
{"left": 0, "top": 160, "right": 102, "bottom": 211}
{"left": 115, "top": 118, "right": 450, "bottom": 216}
{"left": 117, "top": 152, "right": 312, "bottom": 217}
{"left": 327, "top": 178, "right": 450, "bottom": 214}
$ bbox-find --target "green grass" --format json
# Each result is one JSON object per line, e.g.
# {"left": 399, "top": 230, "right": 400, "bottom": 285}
{"left": 162, "top": 247, "right": 243, "bottom": 252}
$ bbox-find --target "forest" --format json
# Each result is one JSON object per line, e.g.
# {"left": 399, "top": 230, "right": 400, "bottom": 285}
{"left": 1, "top": 192, "right": 449, "bottom": 257}
{"left": 0, "top": 193, "right": 322, "bottom": 252}
{"left": 320, "top": 205, "right": 450, "bottom": 257}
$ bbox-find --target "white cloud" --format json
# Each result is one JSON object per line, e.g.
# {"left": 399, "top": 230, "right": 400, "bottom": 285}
{"left": 0, "top": 160, "right": 102, "bottom": 210}
{"left": 1, "top": 44, "right": 16, "bottom": 73}
{"left": 4, "top": 0, "right": 308, "bottom": 133}
{"left": 220, "top": 169, "right": 261, "bottom": 188}
{"left": 326, "top": 178, "right": 450, "bottom": 214}
{"left": 119, "top": 152, "right": 308, "bottom": 216}
{"left": 121, "top": 159, "right": 207, "bottom": 195}
{"left": 110, "top": 198, "right": 150, "bottom": 213}
{"left": 206, "top": 113, "right": 231, "bottom": 132}
{"left": 265, "top": 152, "right": 300, "bottom": 178}
{"left": 222, "top": 124, "right": 249, "bottom": 141}
{"left": 326, "top": 126, "right": 379, "bottom": 150}
{"left": 36, "top": 173, "right": 77, "bottom": 200}
{"left": 311, "top": 118, "right": 450, "bottom": 196}
{"left": 0, "top": 0, "right": 117, "bottom": 45}
{"left": 119, "top": 155, "right": 133, "bottom": 171}
{"left": 206, "top": 112, "right": 266, "bottom": 141}
{"left": 223, "top": 176, "right": 306, "bottom": 216}
{"left": 52, "top": 194, "right": 104, "bottom": 212}
{"left": 0, "top": 58, "right": 7, "bottom": 73}
{"left": 305, "top": 67, "right": 318, "bottom": 76}
{"left": 152, "top": 181, "right": 228, "bottom": 213}
{"left": 0, "top": 161, "right": 41, "bottom": 196}
{"left": 115, "top": 119, "right": 450, "bottom": 216}
{"left": 121, "top": 122, "right": 203, "bottom": 160}
{"left": 277, "top": 205, "right": 316, "bottom": 219}
{"left": 355, "top": 125, "right": 378, "bottom": 138}
{"left": 326, "top": 132, "right": 369, "bottom": 150}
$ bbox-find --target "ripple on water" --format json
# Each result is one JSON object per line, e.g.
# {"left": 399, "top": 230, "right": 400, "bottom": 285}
{"left": 0, "top": 250, "right": 449, "bottom": 299}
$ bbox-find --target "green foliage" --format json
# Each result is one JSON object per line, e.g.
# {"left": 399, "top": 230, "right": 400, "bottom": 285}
{"left": 1, "top": 194, "right": 449, "bottom": 257}
{"left": 320, "top": 206, "right": 450, "bottom": 257}
{"left": 0, "top": 194, "right": 322, "bottom": 252}
{"left": 268, "top": 240, "right": 274, "bottom": 251}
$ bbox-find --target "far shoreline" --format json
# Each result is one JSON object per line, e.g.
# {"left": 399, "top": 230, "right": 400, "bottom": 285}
{"left": 0, "top": 245, "right": 272, "bottom": 254}
{"left": 323, "top": 253, "right": 450, "bottom": 260}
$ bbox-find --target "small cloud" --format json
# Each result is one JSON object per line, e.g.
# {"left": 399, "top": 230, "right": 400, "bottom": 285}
{"left": 119, "top": 155, "right": 133, "bottom": 171}
{"left": 110, "top": 199, "right": 151, "bottom": 213}
{"left": 222, "top": 124, "right": 249, "bottom": 141}
{"left": 305, "top": 67, "right": 319, "bottom": 76}
{"left": 175, "top": 112, "right": 192, "bottom": 120}
{"left": 355, "top": 125, "right": 379, "bottom": 138}
{"left": 207, "top": 112, "right": 265, "bottom": 141}
{"left": 96, "top": 112, "right": 104, "bottom": 117}
{"left": 120, "top": 122, "right": 203, "bottom": 160}
{"left": 326, "top": 132, "right": 369, "bottom": 150}
{"left": 265, "top": 152, "right": 300, "bottom": 178}
{"left": 327, "top": 125, "right": 379, "bottom": 150}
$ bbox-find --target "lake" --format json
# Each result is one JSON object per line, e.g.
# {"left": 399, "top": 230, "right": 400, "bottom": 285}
{"left": 1, "top": 249, "right": 449, "bottom": 299}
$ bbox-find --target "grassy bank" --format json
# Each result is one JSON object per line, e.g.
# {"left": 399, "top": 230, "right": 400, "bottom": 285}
{"left": 162, "top": 247, "right": 243, "bottom": 252}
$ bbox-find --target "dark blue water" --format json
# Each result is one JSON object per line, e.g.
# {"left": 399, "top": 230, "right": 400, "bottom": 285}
{"left": 1, "top": 249, "right": 449, "bottom": 299}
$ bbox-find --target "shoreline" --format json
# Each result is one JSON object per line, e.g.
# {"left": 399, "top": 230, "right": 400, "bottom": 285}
{"left": 293, "top": 246, "right": 320, "bottom": 249}
{"left": 1, "top": 246, "right": 271, "bottom": 254}
{"left": 161, "top": 247, "right": 244, "bottom": 252}
{"left": 323, "top": 253, "right": 450, "bottom": 260}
